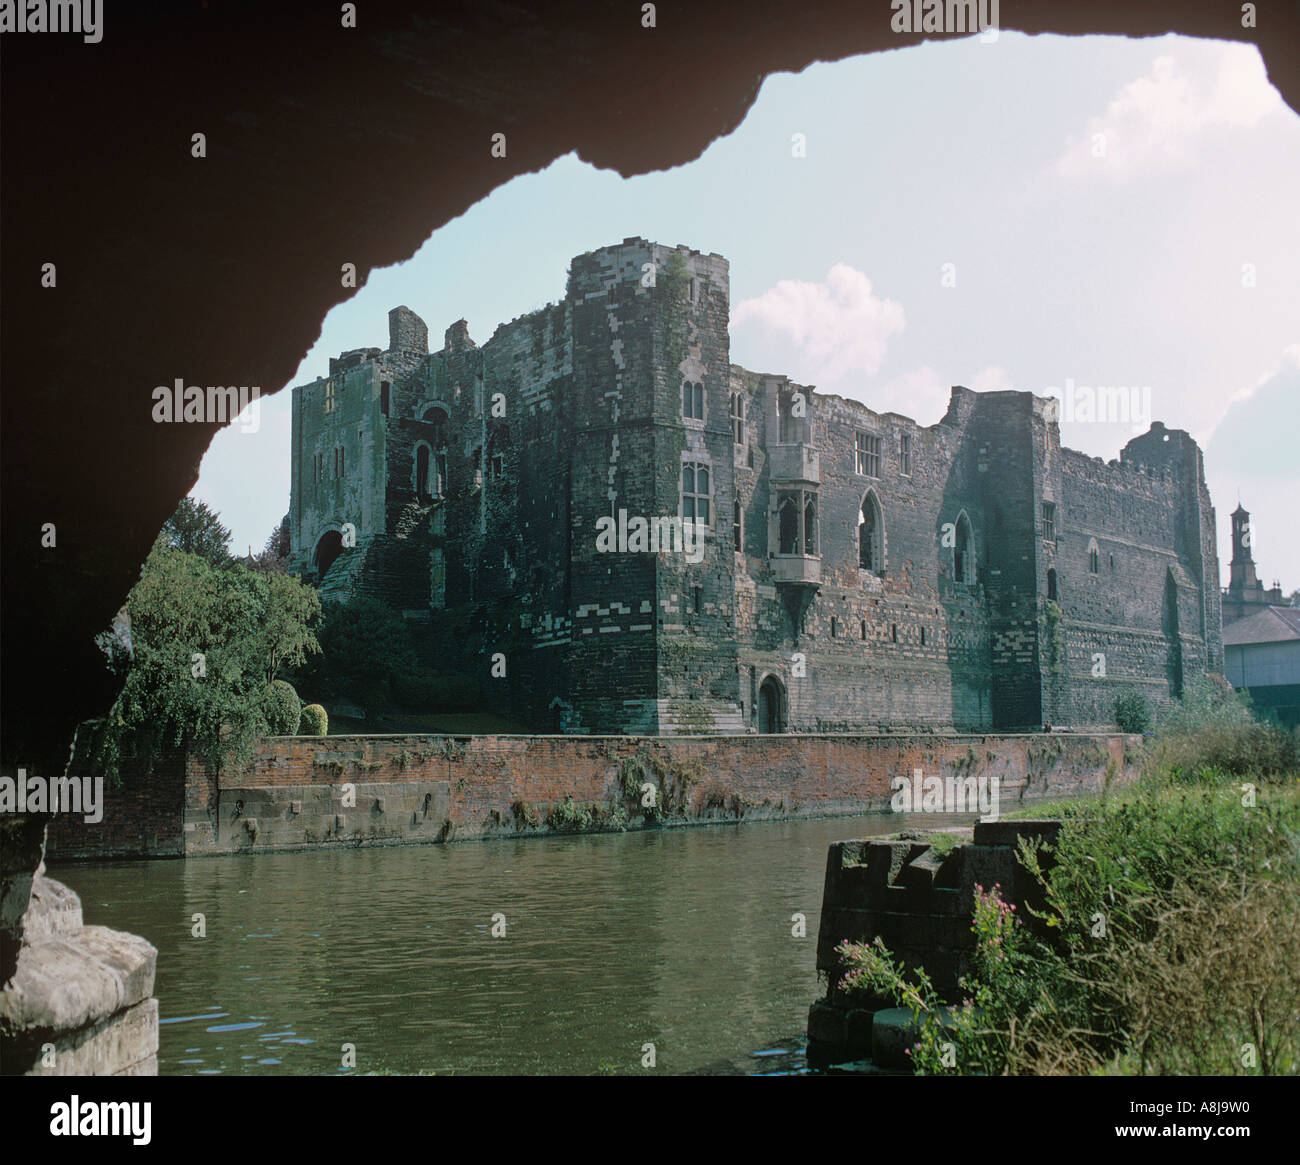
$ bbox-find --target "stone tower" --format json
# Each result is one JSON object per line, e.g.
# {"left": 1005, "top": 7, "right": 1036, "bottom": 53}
{"left": 565, "top": 240, "right": 743, "bottom": 733}
{"left": 1223, "top": 503, "right": 1284, "bottom": 626}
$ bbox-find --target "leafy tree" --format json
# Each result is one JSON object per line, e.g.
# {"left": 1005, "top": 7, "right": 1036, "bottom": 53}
{"left": 258, "top": 569, "right": 322, "bottom": 683}
{"left": 94, "top": 543, "right": 320, "bottom": 781}
{"left": 250, "top": 513, "right": 291, "bottom": 573}
{"left": 297, "top": 597, "right": 418, "bottom": 720}
{"left": 157, "top": 496, "right": 233, "bottom": 567}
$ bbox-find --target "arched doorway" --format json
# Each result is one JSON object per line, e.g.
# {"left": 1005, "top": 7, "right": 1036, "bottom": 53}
{"left": 314, "top": 529, "right": 344, "bottom": 580}
{"left": 758, "top": 675, "right": 784, "bottom": 734}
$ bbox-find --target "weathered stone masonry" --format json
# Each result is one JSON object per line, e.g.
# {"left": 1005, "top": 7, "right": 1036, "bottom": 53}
{"left": 287, "top": 239, "right": 1223, "bottom": 735}
{"left": 46, "top": 731, "right": 1137, "bottom": 860}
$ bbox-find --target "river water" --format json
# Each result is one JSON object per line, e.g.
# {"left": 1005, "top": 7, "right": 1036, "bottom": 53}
{"left": 51, "top": 811, "right": 968, "bottom": 1076}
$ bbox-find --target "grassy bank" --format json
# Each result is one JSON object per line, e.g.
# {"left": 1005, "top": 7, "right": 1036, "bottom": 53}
{"left": 838, "top": 679, "right": 1300, "bottom": 1075}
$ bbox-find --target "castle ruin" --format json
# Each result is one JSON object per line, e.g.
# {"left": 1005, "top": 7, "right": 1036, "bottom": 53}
{"left": 288, "top": 239, "right": 1223, "bottom": 734}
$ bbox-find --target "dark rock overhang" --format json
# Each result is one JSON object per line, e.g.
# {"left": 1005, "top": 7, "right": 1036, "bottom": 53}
{"left": 3, "top": 0, "right": 1297, "bottom": 772}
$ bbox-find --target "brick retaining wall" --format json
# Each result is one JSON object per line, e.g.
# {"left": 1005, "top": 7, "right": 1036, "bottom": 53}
{"left": 45, "top": 731, "right": 1138, "bottom": 860}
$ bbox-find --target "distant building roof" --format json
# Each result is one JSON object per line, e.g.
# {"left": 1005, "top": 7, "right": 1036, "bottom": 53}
{"left": 1223, "top": 605, "right": 1300, "bottom": 647}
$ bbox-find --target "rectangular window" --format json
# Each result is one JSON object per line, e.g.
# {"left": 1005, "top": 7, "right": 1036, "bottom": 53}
{"left": 899, "top": 432, "right": 912, "bottom": 476}
{"left": 490, "top": 451, "right": 505, "bottom": 480}
{"left": 682, "top": 380, "right": 704, "bottom": 421}
{"left": 681, "top": 463, "right": 710, "bottom": 527}
{"left": 856, "top": 432, "right": 881, "bottom": 477}
{"left": 1042, "top": 502, "right": 1056, "bottom": 543}
{"left": 730, "top": 392, "right": 745, "bottom": 446}
{"left": 435, "top": 452, "right": 447, "bottom": 496}
{"left": 324, "top": 379, "right": 335, "bottom": 414}
{"left": 733, "top": 500, "right": 742, "bottom": 551}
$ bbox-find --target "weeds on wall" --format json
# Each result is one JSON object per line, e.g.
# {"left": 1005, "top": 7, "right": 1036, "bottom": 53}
{"left": 617, "top": 750, "right": 702, "bottom": 824}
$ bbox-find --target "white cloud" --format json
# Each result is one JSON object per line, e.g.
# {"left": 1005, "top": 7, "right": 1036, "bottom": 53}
{"left": 730, "top": 263, "right": 905, "bottom": 384}
{"left": 969, "top": 365, "right": 1014, "bottom": 392}
{"left": 1054, "top": 44, "right": 1281, "bottom": 182}
{"left": 857, "top": 365, "right": 952, "bottom": 425}
{"left": 1197, "top": 342, "right": 1300, "bottom": 446}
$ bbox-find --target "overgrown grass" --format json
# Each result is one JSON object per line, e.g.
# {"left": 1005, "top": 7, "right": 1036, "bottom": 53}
{"left": 837, "top": 679, "right": 1300, "bottom": 1076}
{"left": 1147, "top": 675, "right": 1299, "bottom": 782}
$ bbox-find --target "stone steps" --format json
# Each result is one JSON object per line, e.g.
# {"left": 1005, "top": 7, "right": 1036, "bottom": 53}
{"left": 657, "top": 700, "right": 747, "bottom": 735}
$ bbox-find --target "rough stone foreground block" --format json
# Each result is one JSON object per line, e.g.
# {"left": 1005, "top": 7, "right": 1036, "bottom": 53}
{"left": 116, "top": 1053, "right": 158, "bottom": 1076}
{"left": 807, "top": 1000, "right": 847, "bottom": 1048}
{"left": 872, "top": 1005, "right": 961, "bottom": 1069}
{"left": 0, "top": 925, "right": 157, "bottom": 1035}
{"left": 23, "top": 998, "right": 159, "bottom": 1077}
{"left": 18, "top": 875, "right": 84, "bottom": 944}
{"left": 871, "top": 1007, "right": 915, "bottom": 1068}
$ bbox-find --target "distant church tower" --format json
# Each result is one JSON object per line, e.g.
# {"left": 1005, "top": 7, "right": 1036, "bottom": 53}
{"left": 1223, "top": 504, "right": 1284, "bottom": 625}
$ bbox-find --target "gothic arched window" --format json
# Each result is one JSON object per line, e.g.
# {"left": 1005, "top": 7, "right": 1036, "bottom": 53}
{"left": 859, "top": 491, "right": 884, "bottom": 573}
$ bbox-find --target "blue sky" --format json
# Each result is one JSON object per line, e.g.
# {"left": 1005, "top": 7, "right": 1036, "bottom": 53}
{"left": 197, "top": 31, "right": 1300, "bottom": 590}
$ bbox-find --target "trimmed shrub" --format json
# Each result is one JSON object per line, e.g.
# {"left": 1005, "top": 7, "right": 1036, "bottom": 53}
{"left": 264, "top": 680, "right": 301, "bottom": 735}
{"left": 1113, "top": 689, "right": 1151, "bottom": 734}
{"left": 299, "top": 703, "right": 328, "bottom": 736}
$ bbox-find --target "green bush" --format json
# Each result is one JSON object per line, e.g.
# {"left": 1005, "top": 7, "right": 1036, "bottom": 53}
{"left": 511, "top": 799, "right": 539, "bottom": 829}
{"left": 546, "top": 794, "right": 595, "bottom": 832}
{"left": 299, "top": 703, "right": 328, "bottom": 736}
{"left": 1113, "top": 689, "right": 1151, "bottom": 734}
{"left": 264, "top": 680, "right": 302, "bottom": 735}
{"left": 1150, "top": 676, "right": 1299, "bottom": 780}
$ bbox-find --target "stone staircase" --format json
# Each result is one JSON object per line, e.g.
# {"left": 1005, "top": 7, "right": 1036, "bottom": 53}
{"left": 315, "top": 545, "right": 368, "bottom": 603}
{"left": 657, "top": 699, "right": 747, "bottom": 735}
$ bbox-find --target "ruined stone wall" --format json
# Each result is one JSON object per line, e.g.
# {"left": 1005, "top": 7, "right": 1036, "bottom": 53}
{"left": 732, "top": 381, "right": 1001, "bottom": 733}
{"left": 808, "top": 818, "right": 1068, "bottom": 1065}
{"left": 424, "top": 304, "right": 578, "bottom": 722}
{"left": 969, "top": 392, "right": 1045, "bottom": 730}
{"left": 289, "top": 351, "right": 387, "bottom": 588}
{"left": 769, "top": 389, "right": 989, "bottom": 732}
{"left": 1042, "top": 421, "right": 1221, "bottom": 727}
